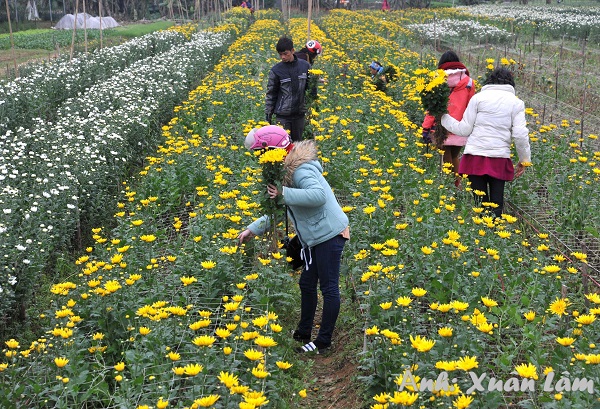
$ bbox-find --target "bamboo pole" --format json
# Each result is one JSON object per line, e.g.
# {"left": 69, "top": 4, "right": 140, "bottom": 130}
{"left": 579, "top": 37, "right": 587, "bottom": 144}
{"left": 83, "top": 0, "right": 88, "bottom": 53}
{"left": 99, "top": 0, "right": 103, "bottom": 49}
{"left": 70, "top": 0, "right": 80, "bottom": 61}
{"left": 307, "top": 0, "right": 312, "bottom": 42}
{"left": 4, "top": 0, "right": 18, "bottom": 77}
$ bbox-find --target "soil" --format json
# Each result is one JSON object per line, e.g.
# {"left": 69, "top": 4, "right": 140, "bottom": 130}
{"left": 0, "top": 48, "right": 59, "bottom": 77}
{"left": 295, "top": 328, "right": 364, "bottom": 409}
{"left": 292, "top": 283, "right": 367, "bottom": 409}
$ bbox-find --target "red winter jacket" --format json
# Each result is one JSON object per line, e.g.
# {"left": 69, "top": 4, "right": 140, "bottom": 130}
{"left": 422, "top": 75, "right": 476, "bottom": 146}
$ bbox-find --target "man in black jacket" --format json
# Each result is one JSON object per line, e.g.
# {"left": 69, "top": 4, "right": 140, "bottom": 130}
{"left": 265, "top": 37, "right": 311, "bottom": 142}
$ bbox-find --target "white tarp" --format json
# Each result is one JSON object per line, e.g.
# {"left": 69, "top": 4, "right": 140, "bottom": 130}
{"left": 53, "top": 13, "right": 120, "bottom": 29}
{"left": 26, "top": 1, "right": 40, "bottom": 20}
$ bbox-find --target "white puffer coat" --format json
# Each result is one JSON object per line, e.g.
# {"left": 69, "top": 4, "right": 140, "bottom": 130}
{"left": 441, "top": 84, "right": 531, "bottom": 163}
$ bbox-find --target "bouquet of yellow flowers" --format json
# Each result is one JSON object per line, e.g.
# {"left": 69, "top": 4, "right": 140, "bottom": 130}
{"left": 257, "top": 147, "right": 288, "bottom": 247}
{"left": 416, "top": 69, "right": 450, "bottom": 148}
{"left": 306, "top": 68, "right": 324, "bottom": 109}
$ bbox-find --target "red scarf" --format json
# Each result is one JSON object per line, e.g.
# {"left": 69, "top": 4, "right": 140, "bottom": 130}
{"left": 438, "top": 62, "right": 469, "bottom": 77}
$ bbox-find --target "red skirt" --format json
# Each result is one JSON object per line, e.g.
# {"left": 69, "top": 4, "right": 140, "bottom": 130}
{"left": 458, "top": 154, "right": 515, "bottom": 181}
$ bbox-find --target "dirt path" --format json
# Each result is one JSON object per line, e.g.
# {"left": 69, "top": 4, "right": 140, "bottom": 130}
{"left": 293, "top": 280, "right": 366, "bottom": 409}
{"left": 296, "top": 328, "right": 364, "bottom": 409}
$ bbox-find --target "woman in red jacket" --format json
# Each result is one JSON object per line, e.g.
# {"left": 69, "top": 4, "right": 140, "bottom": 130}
{"left": 422, "top": 51, "right": 476, "bottom": 187}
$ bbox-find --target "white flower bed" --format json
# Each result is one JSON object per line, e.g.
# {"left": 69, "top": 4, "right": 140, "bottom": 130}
{"left": 460, "top": 5, "right": 600, "bottom": 35}
{"left": 0, "top": 29, "right": 232, "bottom": 318}
{"left": 407, "top": 18, "right": 513, "bottom": 43}
{"left": 0, "top": 29, "right": 188, "bottom": 136}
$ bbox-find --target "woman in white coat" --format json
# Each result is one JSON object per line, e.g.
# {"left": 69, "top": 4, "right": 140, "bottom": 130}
{"left": 441, "top": 67, "right": 531, "bottom": 217}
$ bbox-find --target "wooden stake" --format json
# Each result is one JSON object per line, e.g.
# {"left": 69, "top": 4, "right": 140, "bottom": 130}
{"left": 70, "top": 0, "right": 80, "bottom": 61}
{"left": 4, "top": 0, "right": 17, "bottom": 77}
{"left": 99, "top": 0, "right": 103, "bottom": 49}
{"left": 83, "top": 0, "right": 88, "bottom": 54}
{"left": 580, "top": 37, "right": 587, "bottom": 143}
{"left": 307, "top": 0, "right": 312, "bottom": 42}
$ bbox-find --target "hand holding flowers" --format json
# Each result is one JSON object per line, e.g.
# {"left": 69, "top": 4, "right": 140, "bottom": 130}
{"left": 416, "top": 68, "right": 450, "bottom": 148}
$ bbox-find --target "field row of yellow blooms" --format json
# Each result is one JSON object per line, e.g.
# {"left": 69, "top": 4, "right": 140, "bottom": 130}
{"left": 2, "top": 7, "right": 599, "bottom": 409}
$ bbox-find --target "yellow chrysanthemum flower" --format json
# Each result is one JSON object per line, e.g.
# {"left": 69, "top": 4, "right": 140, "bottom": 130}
{"left": 192, "top": 335, "right": 216, "bottom": 347}
{"left": 54, "top": 357, "right": 69, "bottom": 368}
{"left": 218, "top": 371, "right": 238, "bottom": 388}
{"left": 251, "top": 366, "right": 269, "bottom": 378}
{"left": 481, "top": 297, "right": 498, "bottom": 308}
{"left": 180, "top": 276, "right": 198, "bottom": 286}
{"left": 380, "top": 302, "right": 393, "bottom": 310}
{"left": 243, "top": 348, "right": 264, "bottom": 361}
{"left": 411, "top": 287, "right": 427, "bottom": 297}
{"left": 456, "top": 356, "right": 479, "bottom": 371}
{"left": 547, "top": 297, "right": 571, "bottom": 316}
{"left": 276, "top": 361, "right": 293, "bottom": 370}
{"left": 193, "top": 394, "right": 220, "bottom": 407}
{"left": 183, "top": 363, "right": 203, "bottom": 376}
{"left": 571, "top": 251, "right": 587, "bottom": 262}
{"left": 254, "top": 336, "right": 277, "bottom": 348}
{"left": 438, "top": 327, "right": 453, "bottom": 337}
{"left": 453, "top": 394, "right": 474, "bottom": 408}
{"left": 388, "top": 390, "right": 419, "bottom": 405}
{"left": 575, "top": 314, "right": 596, "bottom": 325}
{"left": 436, "top": 360, "right": 457, "bottom": 371}
{"left": 201, "top": 260, "right": 216, "bottom": 269}
{"left": 556, "top": 337, "right": 575, "bottom": 346}
{"left": 409, "top": 334, "right": 436, "bottom": 352}
{"left": 258, "top": 148, "right": 287, "bottom": 164}
{"left": 515, "top": 362, "right": 538, "bottom": 380}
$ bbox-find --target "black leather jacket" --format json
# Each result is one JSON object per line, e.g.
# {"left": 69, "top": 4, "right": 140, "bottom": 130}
{"left": 265, "top": 56, "right": 311, "bottom": 118}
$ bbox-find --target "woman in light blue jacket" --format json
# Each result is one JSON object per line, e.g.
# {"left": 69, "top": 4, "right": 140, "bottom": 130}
{"left": 239, "top": 128, "right": 349, "bottom": 354}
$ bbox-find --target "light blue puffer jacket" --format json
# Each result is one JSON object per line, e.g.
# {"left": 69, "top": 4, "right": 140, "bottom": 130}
{"left": 247, "top": 140, "right": 348, "bottom": 249}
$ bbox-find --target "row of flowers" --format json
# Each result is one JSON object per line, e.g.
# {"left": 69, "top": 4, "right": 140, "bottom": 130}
{"left": 0, "top": 25, "right": 238, "bottom": 325}
{"left": 407, "top": 18, "right": 514, "bottom": 44}
{"left": 0, "top": 12, "right": 311, "bottom": 408}
{"left": 0, "top": 26, "right": 191, "bottom": 136}
{"left": 318, "top": 10, "right": 599, "bottom": 408}
{"left": 460, "top": 4, "right": 600, "bottom": 40}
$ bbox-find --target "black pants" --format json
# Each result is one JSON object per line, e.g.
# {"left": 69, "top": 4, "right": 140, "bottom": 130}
{"left": 468, "top": 174, "right": 506, "bottom": 217}
{"left": 276, "top": 115, "right": 305, "bottom": 142}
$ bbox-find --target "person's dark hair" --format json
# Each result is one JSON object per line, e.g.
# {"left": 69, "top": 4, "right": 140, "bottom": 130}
{"left": 276, "top": 37, "right": 294, "bottom": 53}
{"left": 485, "top": 67, "right": 515, "bottom": 88}
{"left": 296, "top": 48, "right": 315, "bottom": 64}
{"left": 437, "top": 50, "right": 460, "bottom": 68}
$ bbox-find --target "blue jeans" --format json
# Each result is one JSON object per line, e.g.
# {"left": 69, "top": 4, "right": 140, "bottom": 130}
{"left": 297, "top": 235, "right": 346, "bottom": 346}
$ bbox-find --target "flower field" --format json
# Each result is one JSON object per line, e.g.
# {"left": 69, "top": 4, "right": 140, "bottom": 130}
{"left": 1, "top": 7, "right": 600, "bottom": 409}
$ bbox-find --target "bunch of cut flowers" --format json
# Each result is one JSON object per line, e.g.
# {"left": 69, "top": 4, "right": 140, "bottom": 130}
{"left": 256, "top": 146, "right": 288, "bottom": 249}
{"left": 306, "top": 68, "right": 324, "bottom": 110}
{"left": 416, "top": 68, "right": 450, "bottom": 149}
